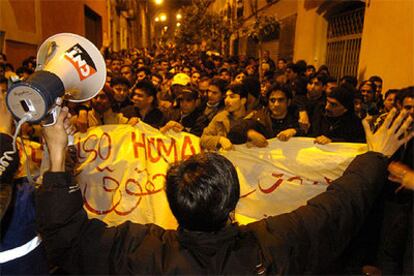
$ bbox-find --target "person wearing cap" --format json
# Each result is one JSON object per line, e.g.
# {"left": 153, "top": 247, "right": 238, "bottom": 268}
{"left": 310, "top": 85, "right": 365, "bottom": 144}
{"left": 160, "top": 87, "right": 204, "bottom": 136}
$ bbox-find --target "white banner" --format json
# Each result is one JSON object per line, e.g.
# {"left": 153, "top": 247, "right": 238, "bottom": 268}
{"left": 73, "top": 123, "right": 367, "bottom": 229}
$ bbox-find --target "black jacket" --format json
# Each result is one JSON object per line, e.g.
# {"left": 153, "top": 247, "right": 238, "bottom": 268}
{"left": 36, "top": 152, "right": 387, "bottom": 274}
{"left": 310, "top": 110, "right": 366, "bottom": 143}
{"left": 228, "top": 107, "right": 301, "bottom": 144}
{"left": 121, "top": 106, "right": 166, "bottom": 129}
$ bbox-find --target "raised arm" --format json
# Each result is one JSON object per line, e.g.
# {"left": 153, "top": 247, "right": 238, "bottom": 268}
{"left": 247, "top": 109, "right": 413, "bottom": 274}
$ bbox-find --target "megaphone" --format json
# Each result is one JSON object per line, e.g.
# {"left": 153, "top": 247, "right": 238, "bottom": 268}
{"left": 6, "top": 33, "right": 106, "bottom": 125}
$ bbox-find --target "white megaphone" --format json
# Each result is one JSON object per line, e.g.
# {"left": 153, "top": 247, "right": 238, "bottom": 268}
{"left": 6, "top": 33, "right": 106, "bottom": 125}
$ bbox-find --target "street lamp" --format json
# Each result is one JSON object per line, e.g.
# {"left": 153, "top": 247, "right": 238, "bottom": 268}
{"left": 154, "top": 0, "right": 163, "bottom": 5}
{"left": 176, "top": 13, "right": 182, "bottom": 20}
{"left": 160, "top": 14, "right": 167, "bottom": 22}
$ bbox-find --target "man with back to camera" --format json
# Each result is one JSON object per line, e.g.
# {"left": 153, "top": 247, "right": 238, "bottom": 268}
{"left": 36, "top": 105, "right": 413, "bottom": 274}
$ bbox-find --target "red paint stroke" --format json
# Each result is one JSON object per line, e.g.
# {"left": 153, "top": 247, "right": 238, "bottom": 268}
{"left": 96, "top": 166, "right": 114, "bottom": 172}
{"left": 82, "top": 183, "right": 121, "bottom": 215}
{"left": 240, "top": 189, "right": 257, "bottom": 198}
{"left": 287, "top": 176, "right": 303, "bottom": 185}
{"left": 259, "top": 173, "right": 284, "bottom": 194}
{"left": 102, "top": 176, "right": 120, "bottom": 192}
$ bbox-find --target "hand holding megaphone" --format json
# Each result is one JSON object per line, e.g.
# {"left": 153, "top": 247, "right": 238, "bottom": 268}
{"left": 42, "top": 106, "right": 76, "bottom": 172}
{"left": 6, "top": 33, "right": 106, "bottom": 125}
{"left": 0, "top": 33, "right": 105, "bottom": 176}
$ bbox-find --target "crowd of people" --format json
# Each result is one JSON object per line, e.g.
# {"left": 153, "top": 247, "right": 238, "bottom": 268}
{"left": 0, "top": 43, "right": 413, "bottom": 275}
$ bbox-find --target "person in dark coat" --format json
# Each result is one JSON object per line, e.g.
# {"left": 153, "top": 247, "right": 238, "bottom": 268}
{"left": 228, "top": 83, "right": 301, "bottom": 146}
{"left": 161, "top": 86, "right": 204, "bottom": 136}
{"left": 122, "top": 80, "right": 166, "bottom": 129}
{"left": 35, "top": 102, "right": 413, "bottom": 275}
{"left": 311, "top": 85, "right": 366, "bottom": 144}
{"left": 0, "top": 91, "right": 48, "bottom": 274}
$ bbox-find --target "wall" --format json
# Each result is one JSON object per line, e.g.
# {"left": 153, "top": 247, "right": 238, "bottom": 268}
{"left": 0, "top": 0, "right": 107, "bottom": 68}
{"left": 0, "top": 0, "right": 42, "bottom": 68}
{"left": 293, "top": 0, "right": 327, "bottom": 67}
{"left": 358, "top": 0, "right": 414, "bottom": 91}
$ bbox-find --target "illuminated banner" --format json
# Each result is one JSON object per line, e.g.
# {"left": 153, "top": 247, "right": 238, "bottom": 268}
{"left": 73, "top": 123, "right": 367, "bottom": 229}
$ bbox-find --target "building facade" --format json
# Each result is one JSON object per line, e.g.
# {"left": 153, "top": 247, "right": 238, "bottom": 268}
{"left": 208, "top": 0, "right": 413, "bottom": 91}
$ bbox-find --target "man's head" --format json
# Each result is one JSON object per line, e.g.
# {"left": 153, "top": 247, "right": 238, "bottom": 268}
{"left": 219, "top": 68, "right": 232, "bottom": 82}
{"left": 307, "top": 73, "right": 327, "bottom": 100}
{"left": 136, "top": 66, "right": 151, "bottom": 83}
{"left": 120, "top": 65, "right": 134, "bottom": 84}
{"left": 198, "top": 76, "right": 211, "bottom": 98}
{"left": 266, "top": 83, "right": 292, "bottom": 119}
{"left": 207, "top": 78, "right": 227, "bottom": 106}
{"left": 305, "top": 65, "right": 316, "bottom": 78}
{"left": 151, "top": 73, "right": 163, "bottom": 88}
{"left": 111, "top": 58, "right": 122, "bottom": 73}
{"left": 110, "top": 76, "right": 131, "bottom": 103}
{"left": 325, "top": 86, "right": 354, "bottom": 117}
{"left": 131, "top": 80, "right": 157, "bottom": 110}
{"left": 396, "top": 86, "right": 414, "bottom": 119}
{"left": 325, "top": 76, "right": 338, "bottom": 97}
{"left": 285, "top": 63, "right": 299, "bottom": 81}
{"left": 177, "top": 87, "right": 198, "bottom": 115}
{"left": 224, "top": 83, "right": 247, "bottom": 114}
{"left": 234, "top": 72, "right": 246, "bottom": 84}
{"left": 91, "top": 86, "right": 114, "bottom": 114}
{"left": 383, "top": 89, "right": 398, "bottom": 113}
{"left": 277, "top": 58, "right": 287, "bottom": 71}
{"left": 191, "top": 71, "right": 201, "bottom": 86}
{"left": 159, "top": 59, "right": 169, "bottom": 72}
{"left": 359, "top": 80, "right": 377, "bottom": 104}
{"left": 166, "top": 153, "right": 240, "bottom": 232}
{"left": 369, "top": 75, "right": 383, "bottom": 97}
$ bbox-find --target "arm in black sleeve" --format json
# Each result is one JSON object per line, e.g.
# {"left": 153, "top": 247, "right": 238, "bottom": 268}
{"left": 36, "top": 171, "right": 167, "bottom": 274}
{"left": 247, "top": 152, "right": 388, "bottom": 274}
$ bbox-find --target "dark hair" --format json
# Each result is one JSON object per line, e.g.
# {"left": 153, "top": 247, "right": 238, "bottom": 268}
{"left": 166, "top": 153, "right": 240, "bottom": 232}
{"left": 286, "top": 63, "right": 300, "bottom": 74}
{"left": 368, "top": 75, "right": 383, "bottom": 84}
{"left": 296, "top": 60, "right": 307, "bottom": 74}
{"left": 210, "top": 78, "right": 228, "bottom": 94}
{"left": 340, "top": 75, "right": 358, "bottom": 88}
{"left": 396, "top": 86, "right": 414, "bottom": 105}
{"left": 16, "top": 66, "right": 34, "bottom": 76}
{"left": 266, "top": 83, "right": 292, "bottom": 100}
{"left": 359, "top": 80, "right": 377, "bottom": 94}
{"left": 110, "top": 76, "right": 131, "bottom": 88}
{"left": 277, "top": 58, "right": 287, "bottom": 63}
{"left": 242, "top": 76, "right": 261, "bottom": 98}
{"left": 384, "top": 89, "right": 398, "bottom": 100}
{"left": 136, "top": 66, "right": 151, "bottom": 76}
{"left": 133, "top": 80, "right": 157, "bottom": 104}
{"left": 308, "top": 73, "right": 328, "bottom": 86}
{"left": 226, "top": 83, "right": 248, "bottom": 99}
{"left": 152, "top": 72, "right": 163, "bottom": 82}
{"left": 317, "top": 65, "right": 330, "bottom": 76}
